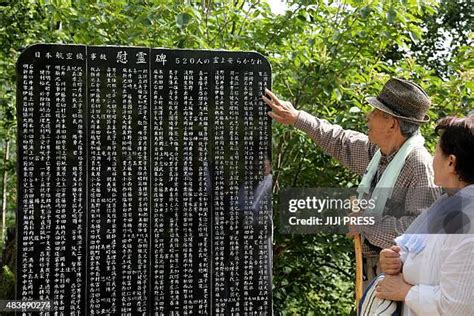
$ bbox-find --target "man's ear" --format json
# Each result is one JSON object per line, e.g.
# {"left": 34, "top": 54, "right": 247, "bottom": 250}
{"left": 391, "top": 117, "right": 400, "bottom": 133}
{"left": 393, "top": 117, "right": 398, "bottom": 129}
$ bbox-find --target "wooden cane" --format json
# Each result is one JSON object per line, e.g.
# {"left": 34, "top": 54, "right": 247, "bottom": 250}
{"left": 354, "top": 234, "right": 363, "bottom": 315}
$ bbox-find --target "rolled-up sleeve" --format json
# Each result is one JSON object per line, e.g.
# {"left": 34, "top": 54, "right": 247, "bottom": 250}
{"left": 294, "top": 111, "right": 377, "bottom": 175}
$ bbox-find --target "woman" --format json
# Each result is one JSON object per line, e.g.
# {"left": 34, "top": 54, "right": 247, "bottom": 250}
{"left": 376, "top": 115, "right": 474, "bottom": 315}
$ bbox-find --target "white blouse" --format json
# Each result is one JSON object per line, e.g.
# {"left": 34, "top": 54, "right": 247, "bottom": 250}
{"left": 400, "top": 234, "right": 474, "bottom": 315}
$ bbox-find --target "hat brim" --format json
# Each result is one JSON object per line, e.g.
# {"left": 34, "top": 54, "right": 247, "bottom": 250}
{"left": 366, "top": 97, "right": 430, "bottom": 124}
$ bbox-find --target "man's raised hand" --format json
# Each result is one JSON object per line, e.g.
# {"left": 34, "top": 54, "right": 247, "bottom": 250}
{"left": 262, "top": 88, "right": 299, "bottom": 125}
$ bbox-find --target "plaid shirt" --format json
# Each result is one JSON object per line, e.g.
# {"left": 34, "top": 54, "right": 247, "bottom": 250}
{"left": 294, "top": 111, "right": 442, "bottom": 256}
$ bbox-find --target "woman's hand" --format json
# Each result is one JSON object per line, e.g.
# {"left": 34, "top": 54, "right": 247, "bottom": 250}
{"left": 380, "top": 246, "right": 402, "bottom": 275}
{"left": 375, "top": 274, "right": 413, "bottom": 301}
{"left": 261, "top": 89, "right": 299, "bottom": 125}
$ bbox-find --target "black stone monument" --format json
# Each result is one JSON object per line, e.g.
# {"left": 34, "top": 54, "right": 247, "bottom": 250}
{"left": 16, "top": 44, "right": 272, "bottom": 315}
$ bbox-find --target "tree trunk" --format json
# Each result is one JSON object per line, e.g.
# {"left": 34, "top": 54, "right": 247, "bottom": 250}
{"left": 1, "top": 139, "right": 10, "bottom": 245}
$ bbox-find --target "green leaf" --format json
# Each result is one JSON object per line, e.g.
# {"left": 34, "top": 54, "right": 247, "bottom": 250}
{"left": 387, "top": 8, "right": 396, "bottom": 24}
{"left": 360, "top": 6, "right": 371, "bottom": 19}
{"left": 408, "top": 30, "right": 419, "bottom": 44}
{"left": 176, "top": 12, "right": 191, "bottom": 28}
{"left": 349, "top": 106, "right": 361, "bottom": 113}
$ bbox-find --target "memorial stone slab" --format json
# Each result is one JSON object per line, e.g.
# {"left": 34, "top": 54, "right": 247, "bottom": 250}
{"left": 16, "top": 44, "right": 272, "bottom": 315}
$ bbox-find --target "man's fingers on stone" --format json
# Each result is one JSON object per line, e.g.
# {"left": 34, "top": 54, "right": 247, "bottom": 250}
{"left": 264, "top": 89, "right": 281, "bottom": 105}
{"left": 264, "top": 88, "right": 276, "bottom": 99}
{"left": 262, "top": 95, "right": 275, "bottom": 108}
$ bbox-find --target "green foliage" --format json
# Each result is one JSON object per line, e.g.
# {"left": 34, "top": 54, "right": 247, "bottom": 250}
{"left": 410, "top": 0, "right": 474, "bottom": 77}
{"left": 0, "top": 265, "right": 15, "bottom": 299}
{"left": 0, "top": 0, "right": 472, "bottom": 314}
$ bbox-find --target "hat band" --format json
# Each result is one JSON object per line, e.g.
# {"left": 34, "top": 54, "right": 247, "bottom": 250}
{"left": 376, "top": 95, "right": 414, "bottom": 119}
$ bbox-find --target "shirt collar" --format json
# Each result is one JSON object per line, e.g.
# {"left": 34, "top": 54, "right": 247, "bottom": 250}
{"left": 379, "top": 150, "right": 399, "bottom": 165}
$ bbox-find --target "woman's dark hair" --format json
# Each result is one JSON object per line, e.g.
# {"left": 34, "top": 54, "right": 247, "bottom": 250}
{"left": 435, "top": 115, "right": 474, "bottom": 184}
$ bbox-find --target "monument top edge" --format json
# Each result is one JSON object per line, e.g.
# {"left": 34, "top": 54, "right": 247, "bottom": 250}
{"left": 17, "top": 43, "right": 271, "bottom": 68}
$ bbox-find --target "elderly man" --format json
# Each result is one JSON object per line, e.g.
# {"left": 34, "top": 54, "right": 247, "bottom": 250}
{"left": 262, "top": 78, "right": 441, "bottom": 282}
